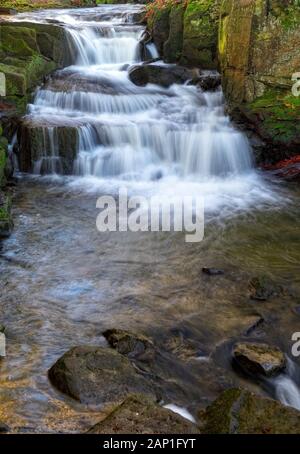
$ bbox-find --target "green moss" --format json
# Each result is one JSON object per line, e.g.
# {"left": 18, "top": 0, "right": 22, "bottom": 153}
{"left": 249, "top": 89, "right": 300, "bottom": 142}
{"left": 181, "top": 0, "right": 220, "bottom": 68}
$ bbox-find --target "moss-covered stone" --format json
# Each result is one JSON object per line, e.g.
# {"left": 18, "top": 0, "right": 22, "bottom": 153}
{"left": 181, "top": 0, "right": 220, "bottom": 68}
{"left": 219, "top": 0, "right": 300, "bottom": 162}
{"left": 200, "top": 388, "right": 300, "bottom": 434}
{"left": 148, "top": 4, "right": 171, "bottom": 55}
{"left": 88, "top": 394, "right": 200, "bottom": 434}
{"left": 0, "top": 22, "right": 71, "bottom": 114}
{"left": 163, "top": 3, "right": 185, "bottom": 63}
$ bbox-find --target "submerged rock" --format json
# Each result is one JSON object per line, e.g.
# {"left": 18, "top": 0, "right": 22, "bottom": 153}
{"left": 202, "top": 267, "right": 224, "bottom": 276}
{"left": 232, "top": 342, "right": 286, "bottom": 377}
{"left": 103, "top": 329, "right": 155, "bottom": 362}
{"left": 200, "top": 388, "right": 300, "bottom": 434}
{"left": 48, "top": 346, "right": 157, "bottom": 406}
{"left": 129, "top": 64, "right": 198, "bottom": 87}
{"left": 87, "top": 394, "right": 200, "bottom": 434}
{"left": 249, "top": 276, "right": 279, "bottom": 301}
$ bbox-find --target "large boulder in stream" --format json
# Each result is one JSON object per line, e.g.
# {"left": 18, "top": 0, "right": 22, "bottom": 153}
{"left": 87, "top": 394, "right": 200, "bottom": 434}
{"left": 232, "top": 342, "right": 286, "bottom": 378}
{"left": 129, "top": 63, "right": 199, "bottom": 87}
{"left": 199, "top": 388, "right": 300, "bottom": 434}
{"left": 48, "top": 346, "right": 157, "bottom": 406}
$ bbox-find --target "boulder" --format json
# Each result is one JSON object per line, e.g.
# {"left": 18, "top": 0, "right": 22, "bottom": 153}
{"left": 200, "top": 388, "right": 300, "bottom": 434}
{"left": 197, "top": 71, "right": 221, "bottom": 91}
{"left": 87, "top": 394, "right": 200, "bottom": 434}
{"left": 0, "top": 21, "right": 72, "bottom": 114}
{"left": 232, "top": 342, "right": 286, "bottom": 377}
{"left": 18, "top": 117, "right": 79, "bottom": 174}
{"left": 181, "top": 0, "right": 220, "bottom": 68}
{"left": 129, "top": 64, "right": 198, "bottom": 87}
{"left": 163, "top": 3, "right": 185, "bottom": 63}
{"left": 103, "top": 329, "right": 156, "bottom": 362}
{"left": 148, "top": 5, "right": 171, "bottom": 56}
{"left": 48, "top": 346, "right": 157, "bottom": 406}
{"left": 219, "top": 0, "right": 300, "bottom": 163}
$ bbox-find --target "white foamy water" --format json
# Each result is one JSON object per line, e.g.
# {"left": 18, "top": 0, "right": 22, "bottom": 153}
{"left": 163, "top": 404, "right": 196, "bottom": 423}
{"left": 272, "top": 358, "right": 300, "bottom": 411}
{"left": 19, "top": 5, "right": 284, "bottom": 218}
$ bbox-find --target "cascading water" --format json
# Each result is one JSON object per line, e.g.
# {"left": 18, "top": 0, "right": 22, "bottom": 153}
{"left": 19, "top": 5, "right": 258, "bottom": 200}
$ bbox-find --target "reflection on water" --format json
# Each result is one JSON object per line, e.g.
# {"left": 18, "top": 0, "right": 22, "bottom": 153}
{"left": 0, "top": 178, "right": 299, "bottom": 432}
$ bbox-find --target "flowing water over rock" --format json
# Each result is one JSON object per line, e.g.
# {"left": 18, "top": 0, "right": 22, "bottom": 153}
{"left": 1, "top": 5, "right": 300, "bottom": 432}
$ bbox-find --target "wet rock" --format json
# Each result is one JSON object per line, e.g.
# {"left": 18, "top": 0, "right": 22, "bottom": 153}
{"left": 197, "top": 72, "right": 221, "bottom": 91}
{"left": 202, "top": 267, "right": 224, "bottom": 276}
{"left": 163, "top": 3, "right": 185, "bottom": 63}
{"left": 249, "top": 276, "right": 279, "bottom": 301}
{"left": 18, "top": 117, "right": 79, "bottom": 174}
{"left": 181, "top": 0, "right": 220, "bottom": 69}
{"left": 129, "top": 64, "right": 198, "bottom": 88}
{"left": 199, "top": 388, "right": 300, "bottom": 434}
{"left": 103, "top": 329, "right": 155, "bottom": 362}
{"left": 48, "top": 346, "right": 157, "bottom": 406}
{"left": 232, "top": 342, "right": 286, "bottom": 378}
{"left": 87, "top": 394, "right": 200, "bottom": 434}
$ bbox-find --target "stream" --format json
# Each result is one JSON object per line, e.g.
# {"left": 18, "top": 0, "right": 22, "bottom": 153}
{"left": 0, "top": 5, "right": 300, "bottom": 433}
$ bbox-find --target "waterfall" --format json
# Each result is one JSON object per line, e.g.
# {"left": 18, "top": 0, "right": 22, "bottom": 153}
{"left": 18, "top": 5, "right": 277, "bottom": 216}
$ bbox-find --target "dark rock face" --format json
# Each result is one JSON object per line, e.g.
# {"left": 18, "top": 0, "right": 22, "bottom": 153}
{"left": 87, "top": 394, "right": 200, "bottom": 434}
{"left": 48, "top": 346, "right": 157, "bottom": 406}
{"left": 200, "top": 388, "right": 300, "bottom": 434}
{"left": 129, "top": 64, "right": 199, "bottom": 88}
{"left": 103, "top": 329, "right": 156, "bottom": 362}
{"left": 232, "top": 342, "right": 286, "bottom": 378}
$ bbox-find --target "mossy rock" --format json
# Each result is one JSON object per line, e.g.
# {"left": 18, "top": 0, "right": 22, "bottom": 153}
{"left": 200, "top": 388, "right": 300, "bottom": 434}
{"left": 48, "top": 346, "right": 157, "bottom": 406}
{"left": 87, "top": 394, "right": 200, "bottom": 434}
{"left": 0, "top": 26, "right": 38, "bottom": 57}
{"left": 181, "top": 0, "right": 220, "bottom": 68}
{"left": 163, "top": 3, "right": 185, "bottom": 63}
{"left": 149, "top": 5, "right": 171, "bottom": 56}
